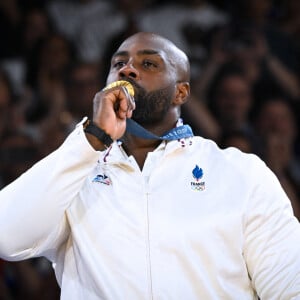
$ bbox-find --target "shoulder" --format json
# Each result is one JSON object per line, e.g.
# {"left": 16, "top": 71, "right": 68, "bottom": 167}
{"left": 190, "top": 136, "right": 265, "bottom": 176}
{"left": 189, "top": 136, "right": 285, "bottom": 200}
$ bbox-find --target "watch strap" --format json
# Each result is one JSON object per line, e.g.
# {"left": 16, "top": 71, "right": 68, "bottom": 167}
{"left": 83, "top": 120, "right": 113, "bottom": 147}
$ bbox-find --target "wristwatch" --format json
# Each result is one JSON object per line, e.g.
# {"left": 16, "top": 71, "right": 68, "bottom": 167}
{"left": 83, "top": 119, "right": 113, "bottom": 148}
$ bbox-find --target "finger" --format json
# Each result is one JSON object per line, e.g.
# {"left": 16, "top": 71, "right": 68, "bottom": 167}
{"left": 117, "top": 109, "right": 128, "bottom": 120}
{"left": 99, "top": 85, "right": 135, "bottom": 121}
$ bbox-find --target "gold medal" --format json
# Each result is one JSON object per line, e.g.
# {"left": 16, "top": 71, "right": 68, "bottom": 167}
{"left": 103, "top": 80, "right": 135, "bottom": 97}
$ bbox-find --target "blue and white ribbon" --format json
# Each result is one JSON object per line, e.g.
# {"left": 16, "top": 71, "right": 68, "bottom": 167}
{"left": 126, "top": 118, "right": 194, "bottom": 141}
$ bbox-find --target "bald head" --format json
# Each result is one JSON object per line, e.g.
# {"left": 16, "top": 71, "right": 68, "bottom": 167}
{"left": 118, "top": 32, "right": 190, "bottom": 82}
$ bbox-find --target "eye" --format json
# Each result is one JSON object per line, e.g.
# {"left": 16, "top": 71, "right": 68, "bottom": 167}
{"left": 113, "top": 60, "right": 126, "bottom": 69}
{"left": 143, "top": 60, "right": 157, "bottom": 69}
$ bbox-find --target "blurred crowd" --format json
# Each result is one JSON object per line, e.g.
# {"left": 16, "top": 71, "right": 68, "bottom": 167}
{"left": 0, "top": 0, "right": 299, "bottom": 299}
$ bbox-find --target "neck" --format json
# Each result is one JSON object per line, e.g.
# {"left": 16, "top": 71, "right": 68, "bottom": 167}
{"left": 121, "top": 118, "right": 178, "bottom": 170}
{"left": 122, "top": 134, "right": 162, "bottom": 170}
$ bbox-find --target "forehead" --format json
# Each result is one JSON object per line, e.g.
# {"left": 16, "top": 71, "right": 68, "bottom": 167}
{"left": 115, "top": 34, "right": 172, "bottom": 60}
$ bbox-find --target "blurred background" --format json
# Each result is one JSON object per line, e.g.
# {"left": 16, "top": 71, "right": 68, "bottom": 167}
{"left": 0, "top": 0, "right": 299, "bottom": 298}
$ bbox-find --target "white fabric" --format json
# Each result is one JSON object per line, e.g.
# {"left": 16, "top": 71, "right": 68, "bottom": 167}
{"left": 0, "top": 121, "right": 300, "bottom": 299}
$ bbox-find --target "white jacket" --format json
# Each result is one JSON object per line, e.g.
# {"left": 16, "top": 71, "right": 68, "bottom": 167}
{"left": 0, "top": 121, "right": 300, "bottom": 300}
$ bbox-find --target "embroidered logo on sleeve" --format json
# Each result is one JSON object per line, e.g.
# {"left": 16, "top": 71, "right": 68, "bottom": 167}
{"left": 92, "top": 174, "right": 112, "bottom": 185}
{"left": 191, "top": 165, "right": 205, "bottom": 191}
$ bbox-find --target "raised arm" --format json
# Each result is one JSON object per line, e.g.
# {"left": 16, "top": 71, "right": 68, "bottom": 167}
{"left": 0, "top": 80, "right": 135, "bottom": 261}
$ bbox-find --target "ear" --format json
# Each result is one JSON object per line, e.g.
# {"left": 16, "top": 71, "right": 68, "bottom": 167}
{"left": 174, "top": 82, "right": 190, "bottom": 105}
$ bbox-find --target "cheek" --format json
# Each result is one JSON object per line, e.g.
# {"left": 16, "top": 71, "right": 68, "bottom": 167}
{"left": 141, "top": 73, "right": 172, "bottom": 92}
{"left": 106, "top": 72, "right": 118, "bottom": 85}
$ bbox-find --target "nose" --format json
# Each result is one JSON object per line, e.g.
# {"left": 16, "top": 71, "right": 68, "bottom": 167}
{"left": 118, "top": 63, "right": 139, "bottom": 80}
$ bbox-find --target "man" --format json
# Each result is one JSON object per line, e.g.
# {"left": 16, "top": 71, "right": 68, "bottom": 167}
{"left": 0, "top": 32, "right": 300, "bottom": 299}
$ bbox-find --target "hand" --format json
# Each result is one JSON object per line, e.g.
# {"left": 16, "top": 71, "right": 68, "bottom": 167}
{"left": 92, "top": 85, "right": 135, "bottom": 141}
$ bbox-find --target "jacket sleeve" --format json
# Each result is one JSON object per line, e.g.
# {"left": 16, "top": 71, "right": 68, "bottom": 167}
{"left": 243, "top": 156, "right": 300, "bottom": 299}
{"left": 0, "top": 121, "right": 100, "bottom": 261}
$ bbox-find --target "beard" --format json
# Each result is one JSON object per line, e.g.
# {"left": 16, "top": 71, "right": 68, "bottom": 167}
{"left": 131, "top": 83, "right": 175, "bottom": 126}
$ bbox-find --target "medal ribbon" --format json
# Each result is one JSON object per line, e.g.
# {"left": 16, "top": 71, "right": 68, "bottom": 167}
{"left": 126, "top": 118, "right": 194, "bottom": 141}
